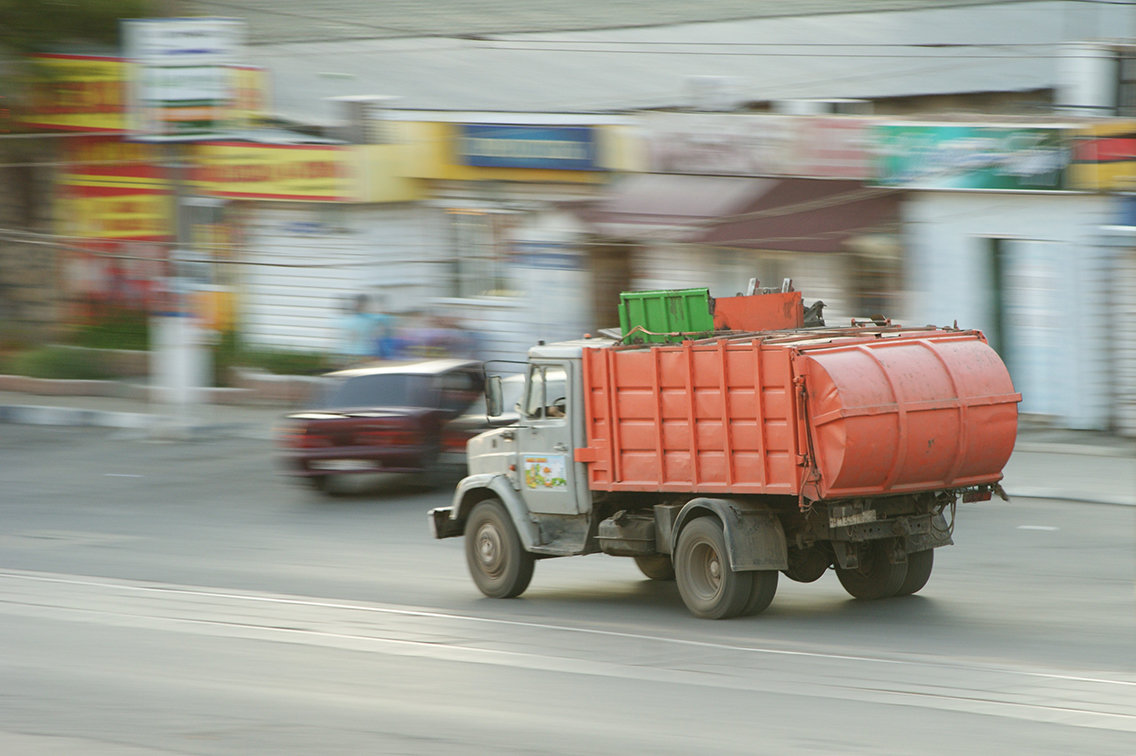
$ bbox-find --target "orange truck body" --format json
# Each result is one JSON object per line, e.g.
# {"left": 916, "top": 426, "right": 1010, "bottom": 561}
{"left": 579, "top": 326, "right": 1021, "bottom": 502}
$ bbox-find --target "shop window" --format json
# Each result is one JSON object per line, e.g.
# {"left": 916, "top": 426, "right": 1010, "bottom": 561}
{"left": 447, "top": 209, "right": 510, "bottom": 298}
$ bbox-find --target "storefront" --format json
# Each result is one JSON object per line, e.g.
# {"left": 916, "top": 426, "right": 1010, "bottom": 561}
{"left": 880, "top": 120, "right": 1115, "bottom": 430}
{"left": 1071, "top": 122, "right": 1136, "bottom": 436}
{"left": 386, "top": 115, "right": 630, "bottom": 364}
{"left": 579, "top": 114, "right": 899, "bottom": 325}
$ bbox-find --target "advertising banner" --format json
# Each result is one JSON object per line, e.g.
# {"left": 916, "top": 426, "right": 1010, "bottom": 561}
{"left": 24, "top": 54, "right": 266, "bottom": 133}
{"left": 189, "top": 143, "right": 358, "bottom": 201}
{"left": 642, "top": 113, "right": 873, "bottom": 179}
{"left": 56, "top": 136, "right": 171, "bottom": 240}
{"left": 1067, "top": 121, "right": 1136, "bottom": 191}
{"left": 458, "top": 124, "right": 599, "bottom": 170}
{"left": 873, "top": 124, "right": 1071, "bottom": 190}
{"left": 122, "top": 17, "right": 245, "bottom": 140}
{"left": 25, "top": 55, "right": 126, "bottom": 132}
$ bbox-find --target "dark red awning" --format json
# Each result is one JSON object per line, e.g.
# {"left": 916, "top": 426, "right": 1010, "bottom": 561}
{"left": 581, "top": 175, "right": 899, "bottom": 253}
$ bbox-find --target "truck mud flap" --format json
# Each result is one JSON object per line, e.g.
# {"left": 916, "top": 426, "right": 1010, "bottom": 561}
{"left": 673, "top": 498, "right": 788, "bottom": 572}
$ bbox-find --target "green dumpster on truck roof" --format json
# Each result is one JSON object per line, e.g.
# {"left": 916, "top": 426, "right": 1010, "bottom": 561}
{"left": 618, "top": 288, "right": 715, "bottom": 344}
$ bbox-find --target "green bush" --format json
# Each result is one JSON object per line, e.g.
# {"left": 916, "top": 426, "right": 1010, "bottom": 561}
{"left": 67, "top": 307, "right": 150, "bottom": 351}
{"left": 232, "top": 347, "right": 333, "bottom": 376}
{"left": 211, "top": 330, "right": 333, "bottom": 385}
{"left": 3, "top": 345, "right": 118, "bottom": 380}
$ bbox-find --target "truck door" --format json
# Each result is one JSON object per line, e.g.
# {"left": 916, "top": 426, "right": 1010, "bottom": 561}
{"left": 514, "top": 362, "right": 584, "bottom": 515}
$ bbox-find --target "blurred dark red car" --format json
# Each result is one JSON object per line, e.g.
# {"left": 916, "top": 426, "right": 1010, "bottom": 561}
{"left": 277, "top": 359, "right": 485, "bottom": 492}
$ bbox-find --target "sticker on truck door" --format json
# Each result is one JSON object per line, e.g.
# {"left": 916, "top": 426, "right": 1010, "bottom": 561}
{"left": 523, "top": 455, "right": 567, "bottom": 489}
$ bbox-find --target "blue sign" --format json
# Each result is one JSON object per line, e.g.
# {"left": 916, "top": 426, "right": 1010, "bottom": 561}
{"left": 458, "top": 125, "right": 599, "bottom": 171}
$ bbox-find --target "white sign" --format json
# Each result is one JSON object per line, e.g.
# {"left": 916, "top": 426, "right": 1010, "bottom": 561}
{"left": 122, "top": 17, "right": 245, "bottom": 141}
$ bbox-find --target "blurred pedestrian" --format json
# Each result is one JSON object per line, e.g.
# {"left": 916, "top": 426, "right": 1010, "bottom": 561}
{"left": 338, "top": 294, "right": 380, "bottom": 365}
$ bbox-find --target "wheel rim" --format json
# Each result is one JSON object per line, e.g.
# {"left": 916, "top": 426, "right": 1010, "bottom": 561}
{"left": 475, "top": 522, "right": 504, "bottom": 578}
{"left": 688, "top": 539, "right": 723, "bottom": 601}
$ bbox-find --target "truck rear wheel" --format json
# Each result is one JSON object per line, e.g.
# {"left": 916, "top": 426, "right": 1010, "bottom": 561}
{"left": 465, "top": 499, "right": 534, "bottom": 599}
{"left": 741, "top": 569, "right": 779, "bottom": 616}
{"left": 835, "top": 540, "right": 906, "bottom": 600}
{"left": 896, "top": 549, "right": 934, "bottom": 596}
{"left": 675, "top": 517, "right": 754, "bottom": 619}
{"left": 634, "top": 554, "right": 675, "bottom": 581}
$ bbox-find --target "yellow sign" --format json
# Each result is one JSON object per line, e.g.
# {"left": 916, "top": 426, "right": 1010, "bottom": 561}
{"left": 1068, "top": 121, "right": 1136, "bottom": 191}
{"left": 190, "top": 143, "right": 358, "bottom": 201}
{"left": 24, "top": 54, "right": 268, "bottom": 133}
{"left": 62, "top": 193, "right": 172, "bottom": 239}
{"left": 56, "top": 136, "right": 172, "bottom": 240}
{"left": 26, "top": 54, "right": 125, "bottom": 131}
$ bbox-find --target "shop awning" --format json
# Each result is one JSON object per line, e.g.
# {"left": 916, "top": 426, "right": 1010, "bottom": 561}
{"left": 581, "top": 175, "right": 899, "bottom": 253}
{"left": 578, "top": 174, "right": 773, "bottom": 241}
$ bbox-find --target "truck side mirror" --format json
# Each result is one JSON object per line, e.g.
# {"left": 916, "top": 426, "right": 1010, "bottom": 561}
{"left": 486, "top": 375, "right": 503, "bottom": 417}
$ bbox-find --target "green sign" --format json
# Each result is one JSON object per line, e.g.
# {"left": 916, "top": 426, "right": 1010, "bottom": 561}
{"left": 873, "top": 125, "right": 1070, "bottom": 190}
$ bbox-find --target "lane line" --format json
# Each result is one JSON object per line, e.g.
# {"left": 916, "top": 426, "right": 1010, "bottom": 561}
{"left": 2, "top": 569, "right": 1134, "bottom": 691}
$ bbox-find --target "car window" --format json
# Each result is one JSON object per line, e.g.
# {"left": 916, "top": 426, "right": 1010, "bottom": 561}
{"left": 438, "top": 369, "right": 484, "bottom": 414}
{"left": 316, "top": 374, "right": 435, "bottom": 409}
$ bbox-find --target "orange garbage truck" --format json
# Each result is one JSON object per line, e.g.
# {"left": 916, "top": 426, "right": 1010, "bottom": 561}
{"left": 429, "top": 286, "right": 1021, "bottom": 619}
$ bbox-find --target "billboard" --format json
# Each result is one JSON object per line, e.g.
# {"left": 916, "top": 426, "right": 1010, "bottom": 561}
{"left": 457, "top": 125, "right": 599, "bottom": 171}
{"left": 122, "top": 17, "right": 245, "bottom": 141}
{"left": 1067, "top": 122, "right": 1136, "bottom": 191}
{"left": 873, "top": 124, "right": 1071, "bottom": 190}
{"left": 189, "top": 143, "right": 358, "bottom": 201}
{"left": 642, "top": 113, "right": 873, "bottom": 179}
{"left": 24, "top": 54, "right": 266, "bottom": 133}
{"left": 56, "top": 136, "right": 171, "bottom": 239}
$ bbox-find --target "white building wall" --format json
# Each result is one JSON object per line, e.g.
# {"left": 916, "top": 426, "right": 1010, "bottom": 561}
{"left": 239, "top": 203, "right": 447, "bottom": 353}
{"left": 429, "top": 207, "right": 593, "bottom": 369}
{"left": 901, "top": 191, "right": 1114, "bottom": 429}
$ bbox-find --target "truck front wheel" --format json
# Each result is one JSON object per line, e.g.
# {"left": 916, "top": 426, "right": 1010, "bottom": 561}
{"left": 465, "top": 499, "right": 534, "bottom": 599}
{"left": 675, "top": 517, "right": 754, "bottom": 619}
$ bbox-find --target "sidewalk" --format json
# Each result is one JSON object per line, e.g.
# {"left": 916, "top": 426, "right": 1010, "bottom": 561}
{"left": 1, "top": 387, "right": 1133, "bottom": 506}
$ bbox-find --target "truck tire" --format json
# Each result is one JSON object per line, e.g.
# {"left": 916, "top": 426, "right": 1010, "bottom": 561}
{"left": 896, "top": 549, "right": 934, "bottom": 596}
{"left": 741, "top": 569, "right": 779, "bottom": 616}
{"left": 634, "top": 554, "right": 675, "bottom": 581}
{"left": 675, "top": 517, "right": 755, "bottom": 619}
{"left": 835, "top": 541, "right": 906, "bottom": 600}
{"left": 465, "top": 498, "right": 534, "bottom": 599}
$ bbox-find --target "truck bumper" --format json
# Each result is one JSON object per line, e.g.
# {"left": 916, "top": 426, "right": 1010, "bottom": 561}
{"left": 429, "top": 506, "right": 463, "bottom": 539}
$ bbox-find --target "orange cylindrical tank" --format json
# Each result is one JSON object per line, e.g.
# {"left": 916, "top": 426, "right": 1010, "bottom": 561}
{"left": 799, "top": 333, "right": 1020, "bottom": 499}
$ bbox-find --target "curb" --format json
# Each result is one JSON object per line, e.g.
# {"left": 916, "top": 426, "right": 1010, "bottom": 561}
{"left": 0, "top": 404, "right": 267, "bottom": 441}
{"left": 1001, "top": 487, "right": 1136, "bottom": 508}
{"left": 1013, "top": 441, "right": 1135, "bottom": 459}
{"left": 0, "top": 404, "right": 152, "bottom": 430}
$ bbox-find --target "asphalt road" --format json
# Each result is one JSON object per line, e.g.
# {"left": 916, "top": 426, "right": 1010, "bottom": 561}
{"left": 1, "top": 426, "right": 1133, "bottom": 755}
